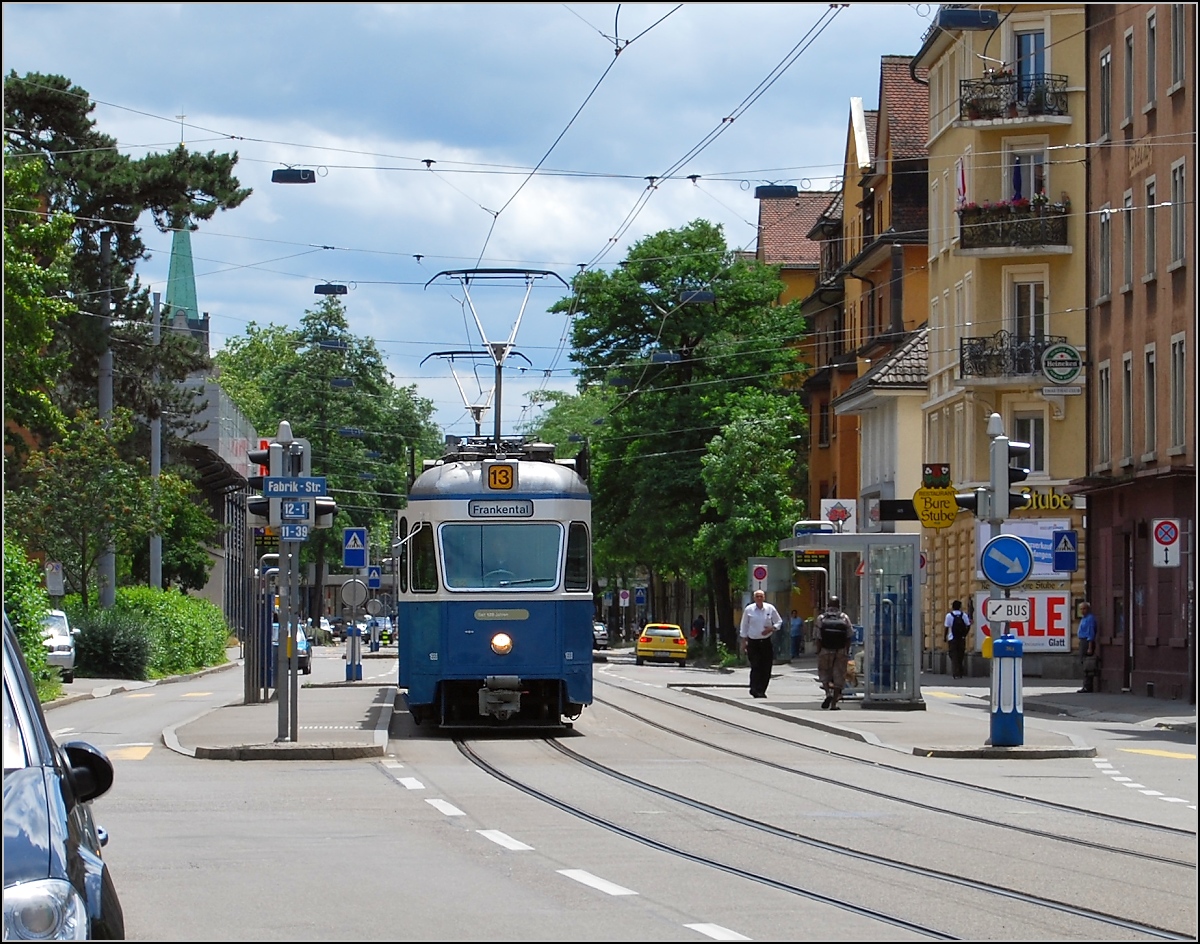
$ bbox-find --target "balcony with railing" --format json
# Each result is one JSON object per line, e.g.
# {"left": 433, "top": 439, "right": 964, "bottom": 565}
{"left": 959, "top": 331, "right": 1067, "bottom": 379}
{"left": 957, "top": 198, "right": 1070, "bottom": 251}
{"left": 959, "top": 71, "right": 1069, "bottom": 122}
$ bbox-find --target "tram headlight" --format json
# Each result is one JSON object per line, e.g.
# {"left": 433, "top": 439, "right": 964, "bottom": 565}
{"left": 490, "top": 632, "right": 513, "bottom": 655}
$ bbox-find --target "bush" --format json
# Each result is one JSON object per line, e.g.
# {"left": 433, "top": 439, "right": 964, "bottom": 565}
{"left": 73, "top": 609, "right": 152, "bottom": 680}
{"left": 64, "top": 587, "right": 230, "bottom": 680}
{"left": 3, "top": 529, "right": 57, "bottom": 701}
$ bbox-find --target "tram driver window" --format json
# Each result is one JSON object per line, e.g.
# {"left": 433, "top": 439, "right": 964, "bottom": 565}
{"left": 397, "top": 516, "right": 409, "bottom": 593}
{"left": 410, "top": 523, "right": 438, "bottom": 593}
{"left": 565, "top": 522, "right": 590, "bottom": 590}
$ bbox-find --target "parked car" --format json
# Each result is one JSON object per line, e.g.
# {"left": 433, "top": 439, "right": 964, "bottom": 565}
{"left": 635, "top": 623, "right": 688, "bottom": 666}
{"left": 41, "top": 609, "right": 77, "bottom": 684}
{"left": 592, "top": 621, "right": 609, "bottom": 650}
{"left": 3, "top": 612, "right": 126, "bottom": 940}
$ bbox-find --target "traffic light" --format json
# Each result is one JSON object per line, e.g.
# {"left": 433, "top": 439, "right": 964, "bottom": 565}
{"left": 248, "top": 439, "right": 283, "bottom": 526}
{"left": 954, "top": 486, "right": 993, "bottom": 520}
{"left": 313, "top": 496, "right": 338, "bottom": 529}
{"left": 991, "top": 434, "right": 1031, "bottom": 520}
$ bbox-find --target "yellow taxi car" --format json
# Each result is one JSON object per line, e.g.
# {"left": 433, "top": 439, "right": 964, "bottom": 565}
{"left": 635, "top": 623, "right": 687, "bottom": 666}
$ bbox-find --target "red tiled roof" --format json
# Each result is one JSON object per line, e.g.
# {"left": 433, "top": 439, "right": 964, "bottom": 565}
{"left": 756, "top": 191, "right": 833, "bottom": 267}
{"left": 878, "top": 55, "right": 929, "bottom": 161}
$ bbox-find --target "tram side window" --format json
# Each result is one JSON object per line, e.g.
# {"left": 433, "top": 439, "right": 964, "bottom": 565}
{"left": 397, "top": 516, "right": 409, "bottom": 594}
{"left": 565, "top": 521, "right": 590, "bottom": 591}
{"left": 410, "top": 523, "right": 437, "bottom": 593}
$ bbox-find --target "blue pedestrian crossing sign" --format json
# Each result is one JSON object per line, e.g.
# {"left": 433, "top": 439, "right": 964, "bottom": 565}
{"left": 367, "top": 565, "right": 382, "bottom": 589}
{"left": 343, "top": 527, "right": 368, "bottom": 569}
{"left": 634, "top": 586, "right": 646, "bottom": 606}
{"left": 980, "top": 534, "right": 1034, "bottom": 589}
{"left": 1052, "top": 529, "right": 1079, "bottom": 573}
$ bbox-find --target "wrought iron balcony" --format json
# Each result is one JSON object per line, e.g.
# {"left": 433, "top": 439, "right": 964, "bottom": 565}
{"left": 959, "top": 71, "right": 1069, "bottom": 120}
{"left": 960, "top": 331, "right": 1068, "bottom": 378}
{"left": 957, "top": 202, "right": 1069, "bottom": 249}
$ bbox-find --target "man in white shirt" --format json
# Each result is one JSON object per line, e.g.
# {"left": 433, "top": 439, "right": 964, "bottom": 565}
{"left": 739, "top": 589, "right": 782, "bottom": 698}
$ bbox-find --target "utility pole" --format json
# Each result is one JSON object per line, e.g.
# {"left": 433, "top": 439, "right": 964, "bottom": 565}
{"left": 99, "top": 232, "right": 116, "bottom": 608}
{"left": 150, "top": 292, "right": 162, "bottom": 589}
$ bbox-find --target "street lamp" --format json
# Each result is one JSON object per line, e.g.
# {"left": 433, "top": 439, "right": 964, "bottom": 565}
{"left": 272, "top": 167, "right": 315, "bottom": 184}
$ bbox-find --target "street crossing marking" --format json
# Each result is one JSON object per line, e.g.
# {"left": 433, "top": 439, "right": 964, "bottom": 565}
{"left": 425, "top": 798, "right": 464, "bottom": 816}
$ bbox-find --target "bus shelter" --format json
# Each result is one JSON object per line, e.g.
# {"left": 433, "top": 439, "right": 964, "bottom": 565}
{"left": 779, "top": 531, "right": 924, "bottom": 710}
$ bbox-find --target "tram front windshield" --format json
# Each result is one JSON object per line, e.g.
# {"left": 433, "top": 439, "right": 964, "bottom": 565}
{"left": 441, "top": 523, "right": 561, "bottom": 589}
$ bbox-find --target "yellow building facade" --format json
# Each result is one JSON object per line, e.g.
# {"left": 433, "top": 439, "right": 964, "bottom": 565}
{"left": 914, "top": 6, "right": 1090, "bottom": 677}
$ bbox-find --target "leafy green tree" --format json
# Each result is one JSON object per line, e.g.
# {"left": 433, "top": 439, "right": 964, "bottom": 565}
{"left": 6, "top": 409, "right": 157, "bottom": 608}
{"left": 3, "top": 71, "right": 251, "bottom": 444}
{"left": 213, "top": 297, "right": 442, "bottom": 619}
{"left": 127, "top": 471, "right": 223, "bottom": 591}
{"left": 554, "top": 220, "right": 807, "bottom": 644}
{"left": 3, "top": 155, "right": 73, "bottom": 471}
{"left": 3, "top": 529, "right": 56, "bottom": 700}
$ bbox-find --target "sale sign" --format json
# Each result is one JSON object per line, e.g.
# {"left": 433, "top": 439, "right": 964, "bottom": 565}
{"left": 972, "top": 591, "right": 1072, "bottom": 652}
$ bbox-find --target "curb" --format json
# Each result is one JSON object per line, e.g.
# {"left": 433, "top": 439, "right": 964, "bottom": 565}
{"left": 44, "top": 659, "right": 240, "bottom": 711}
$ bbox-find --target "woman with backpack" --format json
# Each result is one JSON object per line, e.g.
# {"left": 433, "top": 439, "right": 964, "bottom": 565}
{"left": 944, "top": 600, "right": 971, "bottom": 679}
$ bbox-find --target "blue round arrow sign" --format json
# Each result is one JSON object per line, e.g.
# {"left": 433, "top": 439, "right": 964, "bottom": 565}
{"left": 980, "top": 534, "right": 1034, "bottom": 588}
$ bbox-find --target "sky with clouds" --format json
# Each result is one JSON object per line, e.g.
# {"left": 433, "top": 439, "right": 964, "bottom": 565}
{"left": 4, "top": 2, "right": 936, "bottom": 438}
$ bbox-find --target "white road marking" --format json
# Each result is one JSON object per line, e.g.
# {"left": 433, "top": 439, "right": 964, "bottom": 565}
{"left": 1095, "top": 759, "right": 1195, "bottom": 808}
{"left": 557, "top": 870, "right": 637, "bottom": 896}
{"left": 477, "top": 830, "right": 532, "bottom": 850}
{"left": 685, "top": 924, "right": 752, "bottom": 941}
{"left": 397, "top": 777, "right": 424, "bottom": 790}
{"left": 425, "top": 799, "right": 464, "bottom": 816}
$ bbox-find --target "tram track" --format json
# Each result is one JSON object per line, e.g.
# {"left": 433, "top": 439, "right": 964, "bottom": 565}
{"left": 456, "top": 736, "right": 1195, "bottom": 941}
{"left": 595, "top": 675, "right": 1196, "bottom": 856}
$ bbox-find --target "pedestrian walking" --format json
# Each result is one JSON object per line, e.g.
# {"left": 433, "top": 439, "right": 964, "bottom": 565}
{"left": 944, "top": 600, "right": 971, "bottom": 679}
{"left": 691, "top": 613, "right": 706, "bottom": 646}
{"left": 815, "top": 596, "right": 853, "bottom": 710}
{"left": 739, "top": 590, "right": 782, "bottom": 698}
{"left": 1077, "top": 600, "right": 1098, "bottom": 693}
{"left": 789, "top": 609, "right": 805, "bottom": 659}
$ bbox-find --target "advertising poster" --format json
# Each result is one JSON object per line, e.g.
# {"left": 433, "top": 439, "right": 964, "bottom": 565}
{"left": 976, "top": 518, "right": 1070, "bottom": 579}
{"left": 972, "top": 590, "right": 1073, "bottom": 652}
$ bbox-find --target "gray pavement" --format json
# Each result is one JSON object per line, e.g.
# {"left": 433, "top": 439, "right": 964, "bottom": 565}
{"left": 44, "top": 646, "right": 1195, "bottom": 761}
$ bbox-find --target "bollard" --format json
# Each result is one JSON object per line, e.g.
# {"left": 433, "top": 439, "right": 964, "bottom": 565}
{"left": 990, "top": 634, "right": 1024, "bottom": 747}
{"left": 345, "top": 624, "right": 363, "bottom": 681}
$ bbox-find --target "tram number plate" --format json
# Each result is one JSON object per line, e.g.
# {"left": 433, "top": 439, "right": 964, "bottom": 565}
{"left": 984, "top": 598, "right": 1030, "bottom": 623}
{"left": 487, "top": 463, "right": 515, "bottom": 490}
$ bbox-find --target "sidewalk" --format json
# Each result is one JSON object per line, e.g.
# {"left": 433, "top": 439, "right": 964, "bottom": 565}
{"left": 679, "top": 653, "right": 1195, "bottom": 757}
{"left": 45, "top": 648, "right": 1195, "bottom": 761}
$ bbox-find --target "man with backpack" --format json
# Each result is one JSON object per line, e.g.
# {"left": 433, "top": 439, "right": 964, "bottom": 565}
{"left": 815, "top": 596, "right": 853, "bottom": 710}
{"left": 944, "top": 600, "right": 971, "bottom": 679}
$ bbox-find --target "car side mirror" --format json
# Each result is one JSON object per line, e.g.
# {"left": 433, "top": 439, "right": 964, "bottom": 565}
{"left": 61, "top": 740, "right": 115, "bottom": 804}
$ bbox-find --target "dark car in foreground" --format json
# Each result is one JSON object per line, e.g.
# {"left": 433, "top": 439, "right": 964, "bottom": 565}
{"left": 3, "top": 613, "right": 125, "bottom": 940}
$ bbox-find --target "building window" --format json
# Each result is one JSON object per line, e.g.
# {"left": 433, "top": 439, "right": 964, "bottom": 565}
{"left": 1146, "top": 9, "right": 1158, "bottom": 106}
{"left": 1171, "top": 5, "right": 1187, "bottom": 87}
{"left": 1171, "top": 160, "right": 1186, "bottom": 264}
{"left": 1015, "top": 29, "right": 1046, "bottom": 98}
{"left": 1170, "top": 335, "right": 1186, "bottom": 446}
{"left": 1099, "top": 206, "right": 1113, "bottom": 298}
{"left": 1144, "top": 347, "right": 1157, "bottom": 455}
{"left": 1013, "top": 414, "right": 1046, "bottom": 474}
{"left": 1098, "top": 362, "right": 1112, "bottom": 463}
{"left": 1014, "top": 280, "right": 1047, "bottom": 341}
{"left": 1124, "top": 30, "right": 1135, "bottom": 122}
{"left": 1099, "top": 48, "right": 1113, "bottom": 138}
{"left": 1009, "top": 146, "right": 1047, "bottom": 201}
{"left": 1145, "top": 178, "right": 1157, "bottom": 277}
{"left": 1121, "top": 354, "right": 1133, "bottom": 462}
{"left": 818, "top": 402, "right": 831, "bottom": 447}
{"left": 1121, "top": 193, "right": 1134, "bottom": 288}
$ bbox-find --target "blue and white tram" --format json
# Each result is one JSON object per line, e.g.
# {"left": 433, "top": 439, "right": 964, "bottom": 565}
{"left": 396, "top": 438, "right": 593, "bottom": 728}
